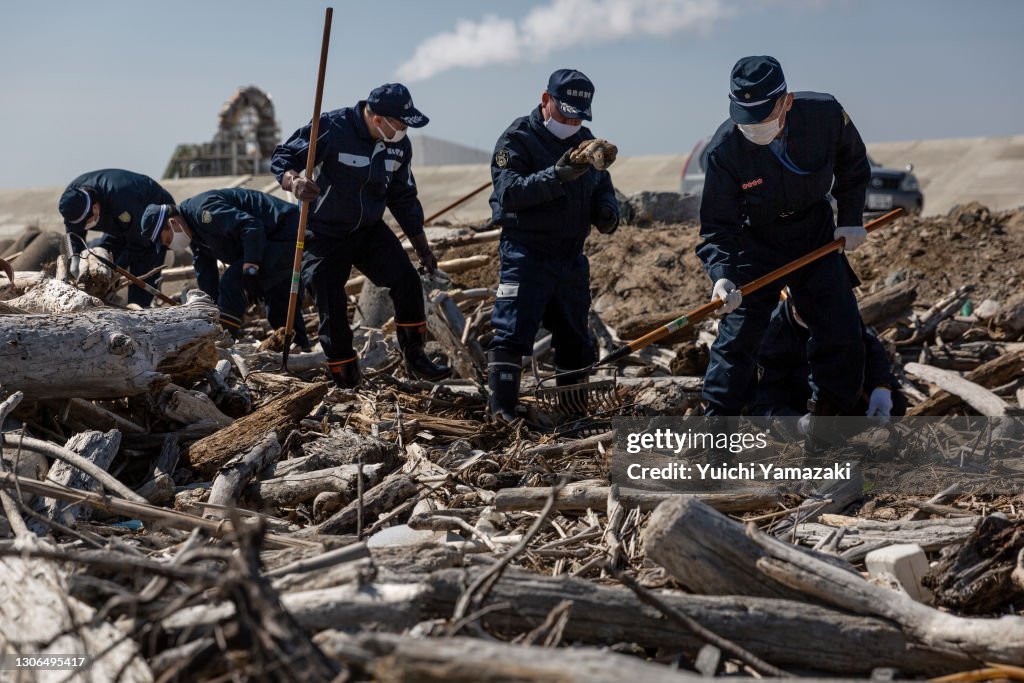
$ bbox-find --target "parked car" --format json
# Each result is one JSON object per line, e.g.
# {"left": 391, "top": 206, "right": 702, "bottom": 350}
{"left": 679, "top": 137, "right": 923, "bottom": 217}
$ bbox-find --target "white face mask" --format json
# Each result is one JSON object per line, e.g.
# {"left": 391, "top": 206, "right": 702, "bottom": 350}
{"left": 377, "top": 119, "right": 407, "bottom": 143}
{"left": 544, "top": 117, "right": 582, "bottom": 140}
{"left": 168, "top": 226, "right": 191, "bottom": 253}
{"left": 738, "top": 115, "right": 783, "bottom": 145}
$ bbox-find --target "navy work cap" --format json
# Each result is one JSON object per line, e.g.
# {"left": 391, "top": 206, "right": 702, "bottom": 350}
{"left": 729, "top": 56, "right": 787, "bottom": 124}
{"left": 367, "top": 83, "right": 429, "bottom": 128}
{"left": 59, "top": 187, "right": 94, "bottom": 229}
{"left": 140, "top": 204, "right": 171, "bottom": 252}
{"left": 547, "top": 69, "right": 594, "bottom": 121}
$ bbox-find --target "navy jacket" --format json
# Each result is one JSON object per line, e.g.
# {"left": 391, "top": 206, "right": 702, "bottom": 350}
{"left": 178, "top": 189, "right": 298, "bottom": 267}
{"left": 64, "top": 169, "right": 174, "bottom": 252}
{"left": 489, "top": 106, "right": 618, "bottom": 255}
{"left": 271, "top": 102, "right": 424, "bottom": 239}
{"left": 697, "top": 92, "right": 870, "bottom": 284}
{"left": 752, "top": 298, "right": 898, "bottom": 416}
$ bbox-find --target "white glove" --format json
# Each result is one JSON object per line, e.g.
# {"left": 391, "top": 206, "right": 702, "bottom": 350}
{"left": 797, "top": 412, "right": 812, "bottom": 436}
{"left": 712, "top": 278, "right": 742, "bottom": 314}
{"left": 866, "top": 387, "right": 893, "bottom": 422}
{"left": 834, "top": 225, "right": 867, "bottom": 251}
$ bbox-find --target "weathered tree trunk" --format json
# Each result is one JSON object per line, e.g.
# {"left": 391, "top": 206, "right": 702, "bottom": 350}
{"left": 642, "top": 497, "right": 857, "bottom": 601}
{"left": 186, "top": 382, "right": 328, "bottom": 476}
{"left": 858, "top": 280, "right": 917, "bottom": 328}
{"left": 905, "top": 362, "right": 1021, "bottom": 416}
{"left": 494, "top": 484, "right": 778, "bottom": 514}
{"left": 153, "top": 383, "right": 234, "bottom": 428}
{"left": 311, "top": 472, "right": 419, "bottom": 536}
{"left": 908, "top": 349, "right": 1024, "bottom": 415}
{"left": 0, "top": 298, "right": 220, "bottom": 399}
{"left": 244, "top": 463, "right": 385, "bottom": 510}
{"left": 5, "top": 277, "right": 104, "bottom": 313}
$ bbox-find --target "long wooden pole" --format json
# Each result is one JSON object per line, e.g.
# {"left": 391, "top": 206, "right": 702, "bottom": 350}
{"left": 598, "top": 208, "right": 905, "bottom": 365}
{"left": 282, "top": 7, "right": 333, "bottom": 370}
{"left": 423, "top": 180, "right": 492, "bottom": 225}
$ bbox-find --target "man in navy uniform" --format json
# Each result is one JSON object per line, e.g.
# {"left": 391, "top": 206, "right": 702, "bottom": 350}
{"left": 139, "top": 189, "right": 310, "bottom": 350}
{"left": 751, "top": 289, "right": 906, "bottom": 419}
{"left": 58, "top": 169, "right": 174, "bottom": 307}
{"left": 697, "top": 56, "right": 871, "bottom": 417}
{"left": 486, "top": 69, "right": 620, "bottom": 422}
{"left": 271, "top": 83, "right": 449, "bottom": 388}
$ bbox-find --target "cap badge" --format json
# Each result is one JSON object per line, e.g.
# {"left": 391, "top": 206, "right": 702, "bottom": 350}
{"left": 202, "top": 210, "right": 213, "bottom": 224}
{"left": 118, "top": 211, "right": 131, "bottom": 223}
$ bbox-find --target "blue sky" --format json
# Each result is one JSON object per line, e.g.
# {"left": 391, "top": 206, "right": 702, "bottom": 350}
{"left": 0, "top": 0, "right": 1021, "bottom": 189}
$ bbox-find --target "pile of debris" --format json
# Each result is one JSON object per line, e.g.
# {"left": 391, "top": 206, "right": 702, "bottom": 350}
{"left": 1, "top": 206, "right": 1023, "bottom": 680}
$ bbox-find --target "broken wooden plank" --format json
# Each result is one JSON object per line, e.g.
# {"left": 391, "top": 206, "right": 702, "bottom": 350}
{"left": 186, "top": 382, "right": 328, "bottom": 476}
{"left": 905, "top": 362, "right": 1020, "bottom": 416}
{"left": 908, "top": 350, "right": 1024, "bottom": 415}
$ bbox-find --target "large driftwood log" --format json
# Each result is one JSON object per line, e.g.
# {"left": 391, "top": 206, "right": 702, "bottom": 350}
{"left": 494, "top": 483, "right": 778, "bottom": 514}
{"left": 186, "top": 382, "right": 328, "bottom": 476}
{"left": 908, "top": 349, "right": 1024, "bottom": 415}
{"left": 311, "top": 472, "right": 419, "bottom": 536}
{"left": 858, "top": 280, "right": 917, "bottom": 328}
{"left": 905, "top": 362, "right": 1021, "bottom": 416}
{"left": 748, "top": 519, "right": 1024, "bottom": 665}
{"left": 36, "top": 429, "right": 121, "bottom": 525}
{"left": 325, "top": 632, "right": 709, "bottom": 683}
{"left": 0, "top": 297, "right": 220, "bottom": 399}
{"left": 4, "top": 277, "right": 104, "bottom": 313}
{"left": 642, "top": 497, "right": 857, "bottom": 601}
{"left": 244, "top": 463, "right": 386, "bottom": 510}
{"left": 0, "top": 537, "right": 153, "bottom": 682}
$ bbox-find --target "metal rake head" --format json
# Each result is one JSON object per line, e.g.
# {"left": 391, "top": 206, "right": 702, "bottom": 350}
{"left": 534, "top": 378, "right": 621, "bottom": 417}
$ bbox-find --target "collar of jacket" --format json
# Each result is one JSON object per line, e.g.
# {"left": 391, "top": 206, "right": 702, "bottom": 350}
{"left": 352, "top": 101, "right": 375, "bottom": 142}
{"left": 529, "top": 105, "right": 584, "bottom": 145}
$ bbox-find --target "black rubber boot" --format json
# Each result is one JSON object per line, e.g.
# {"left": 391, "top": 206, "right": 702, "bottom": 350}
{"left": 487, "top": 350, "right": 522, "bottom": 423}
{"left": 327, "top": 356, "right": 362, "bottom": 389}
{"left": 397, "top": 324, "right": 451, "bottom": 381}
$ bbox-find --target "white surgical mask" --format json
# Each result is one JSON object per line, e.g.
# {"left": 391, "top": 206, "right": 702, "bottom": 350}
{"left": 377, "top": 119, "right": 407, "bottom": 143}
{"left": 544, "top": 117, "right": 581, "bottom": 140}
{"left": 738, "top": 115, "right": 783, "bottom": 145}
{"left": 168, "top": 226, "right": 191, "bottom": 253}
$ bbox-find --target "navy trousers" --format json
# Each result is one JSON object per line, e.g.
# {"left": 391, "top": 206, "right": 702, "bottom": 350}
{"left": 207, "top": 240, "right": 310, "bottom": 349}
{"left": 489, "top": 237, "right": 596, "bottom": 372}
{"left": 301, "top": 220, "right": 424, "bottom": 361}
{"left": 703, "top": 248, "right": 865, "bottom": 415}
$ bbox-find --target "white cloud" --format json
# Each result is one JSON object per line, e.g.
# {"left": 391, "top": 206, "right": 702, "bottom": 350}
{"left": 396, "top": 0, "right": 734, "bottom": 82}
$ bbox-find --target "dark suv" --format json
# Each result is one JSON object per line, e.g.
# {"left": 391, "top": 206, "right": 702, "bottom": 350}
{"left": 679, "top": 137, "right": 924, "bottom": 217}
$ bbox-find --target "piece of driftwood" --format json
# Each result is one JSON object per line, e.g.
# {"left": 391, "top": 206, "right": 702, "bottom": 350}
{"left": 905, "top": 362, "right": 1020, "bottom": 416}
{"left": 642, "top": 497, "right": 857, "bottom": 601}
{"left": 186, "top": 382, "right": 328, "bottom": 476}
{"left": 35, "top": 429, "right": 122, "bottom": 525}
{"left": 909, "top": 349, "right": 1024, "bottom": 415}
{"left": 75, "top": 245, "right": 117, "bottom": 299}
{"left": 154, "top": 383, "right": 234, "bottom": 428}
{"left": 268, "top": 428, "right": 400, "bottom": 478}
{"left": 922, "top": 515, "right": 1024, "bottom": 614}
{"left": 749, "top": 520, "right": 1024, "bottom": 665}
{"left": 4, "top": 276, "right": 104, "bottom": 313}
{"left": 312, "top": 472, "right": 419, "bottom": 536}
{"left": 0, "top": 537, "right": 154, "bottom": 682}
{"left": 206, "top": 431, "right": 280, "bottom": 518}
{"left": 858, "top": 280, "right": 917, "bottom": 328}
{"left": 494, "top": 484, "right": 779, "bottom": 514}
{"left": 63, "top": 397, "right": 146, "bottom": 434}
{"left": 795, "top": 516, "right": 979, "bottom": 562}
{"left": 898, "top": 285, "right": 973, "bottom": 347}
{"left": 328, "top": 632, "right": 709, "bottom": 683}
{"left": 0, "top": 296, "right": 220, "bottom": 399}
{"left": 245, "top": 463, "right": 386, "bottom": 510}
{"left": 427, "top": 292, "right": 484, "bottom": 380}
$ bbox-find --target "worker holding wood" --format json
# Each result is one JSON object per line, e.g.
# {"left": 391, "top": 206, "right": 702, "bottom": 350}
{"left": 697, "top": 56, "right": 871, "bottom": 417}
{"left": 270, "top": 83, "right": 450, "bottom": 388}
{"left": 139, "top": 189, "right": 311, "bottom": 350}
{"left": 58, "top": 169, "right": 175, "bottom": 307}
{"left": 750, "top": 289, "right": 906, "bottom": 419}
{"left": 486, "top": 69, "right": 620, "bottom": 422}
